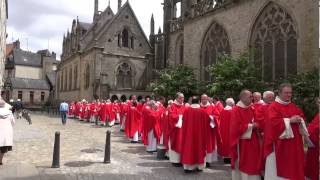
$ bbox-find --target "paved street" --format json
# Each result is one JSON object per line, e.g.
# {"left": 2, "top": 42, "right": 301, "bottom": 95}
{"left": 0, "top": 113, "right": 231, "bottom": 180}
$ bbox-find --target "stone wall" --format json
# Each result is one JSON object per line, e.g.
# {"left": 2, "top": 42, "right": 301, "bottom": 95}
{"left": 12, "top": 89, "right": 49, "bottom": 106}
{"left": 15, "top": 65, "right": 43, "bottom": 79}
{"left": 168, "top": 0, "right": 319, "bottom": 79}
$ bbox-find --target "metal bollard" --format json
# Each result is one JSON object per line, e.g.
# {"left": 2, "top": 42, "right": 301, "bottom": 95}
{"left": 51, "top": 131, "right": 60, "bottom": 168}
{"left": 103, "top": 130, "right": 111, "bottom": 163}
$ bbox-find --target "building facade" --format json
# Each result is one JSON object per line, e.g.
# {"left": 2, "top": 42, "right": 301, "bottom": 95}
{"left": 57, "top": 0, "right": 318, "bottom": 102}
{"left": 56, "top": 0, "right": 154, "bottom": 102}
{"left": 155, "top": 0, "right": 318, "bottom": 81}
{"left": 0, "top": 0, "right": 8, "bottom": 91}
{"left": 4, "top": 40, "right": 59, "bottom": 107}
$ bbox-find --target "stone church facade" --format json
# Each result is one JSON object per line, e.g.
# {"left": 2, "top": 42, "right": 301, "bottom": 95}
{"left": 159, "top": 0, "right": 318, "bottom": 81}
{"left": 56, "top": 0, "right": 154, "bottom": 102}
{"left": 57, "top": 0, "right": 318, "bottom": 101}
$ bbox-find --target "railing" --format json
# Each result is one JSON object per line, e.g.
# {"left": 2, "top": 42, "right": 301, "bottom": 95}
{"left": 170, "top": 18, "right": 184, "bottom": 32}
{"left": 191, "top": 0, "right": 233, "bottom": 18}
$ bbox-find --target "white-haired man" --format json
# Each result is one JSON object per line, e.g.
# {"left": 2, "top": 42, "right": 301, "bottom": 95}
{"left": 255, "top": 91, "right": 275, "bottom": 132}
{"left": 218, "top": 98, "right": 235, "bottom": 161}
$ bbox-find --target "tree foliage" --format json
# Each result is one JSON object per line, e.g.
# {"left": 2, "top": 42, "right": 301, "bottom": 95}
{"left": 148, "top": 65, "right": 198, "bottom": 99}
{"left": 207, "top": 53, "right": 266, "bottom": 100}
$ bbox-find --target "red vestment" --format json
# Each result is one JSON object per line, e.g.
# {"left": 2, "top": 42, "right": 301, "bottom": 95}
{"left": 168, "top": 102, "right": 185, "bottom": 154}
{"left": 263, "top": 101, "right": 305, "bottom": 180}
{"left": 230, "top": 104, "right": 262, "bottom": 175}
{"left": 89, "top": 103, "right": 98, "bottom": 117}
{"left": 125, "top": 106, "right": 141, "bottom": 139}
{"left": 142, "top": 107, "right": 162, "bottom": 145}
{"left": 99, "top": 103, "right": 106, "bottom": 123}
{"left": 181, "top": 106, "right": 210, "bottom": 165}
{"left": 160, "top": 108, "right": 170, "bottom": 150}
{"left": 218, "top": 106, "right": 233, "bottom": 157}
{"left": 304, "top": 113, "right": 319, "bottom": 180}
{"left": 200, "top": 104, "right": 221, "bottom": 155}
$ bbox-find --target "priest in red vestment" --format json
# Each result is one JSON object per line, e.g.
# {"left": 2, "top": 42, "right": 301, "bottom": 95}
{"left": 264, "top": 83, "right": 308, "bottom": 180}
{"left": 304, "top": 98, "right": 319, "bottom": 180}
{"left": 255, "top": 91, "right": 274, "bottom": 133}
{"left": 213, "top": 97, "right": 224, "bottom": 114}
{"left": 200, "top": 94, "right": 221, "bottom": 165}
{"left": 125, "top": 101, "right": 141, "bottom": 143}
{"left": 181, "top": 96, "right": 210, "bottom": 172}
{"left": 230, "top": 90, "right": 262, "bottom": 180}
{"left": 218, "top": 98, "right": 235, "bottom": 160}
{"left": 168, "top": 92, "right": 186, "bottom": 166}
{"left": 252, "top": 92, "right": 264, "bottom": 110}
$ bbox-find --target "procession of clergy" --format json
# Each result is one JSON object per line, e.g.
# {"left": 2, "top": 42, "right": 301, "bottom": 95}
{"left": 66, "top": 83, "right": 319, "bottom": 180}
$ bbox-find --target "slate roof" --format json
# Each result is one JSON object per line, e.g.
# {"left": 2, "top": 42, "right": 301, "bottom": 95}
{"left": 11, "top": 78, "right": 50, "bottom": 90}
{"left": 13, "top": 49, "right": 42, "bottom": 67}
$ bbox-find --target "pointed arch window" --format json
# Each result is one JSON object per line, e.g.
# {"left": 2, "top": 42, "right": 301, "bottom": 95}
{"left": 201, "top": 22, "right": 230, "bottom": 81}
{"left": 122, "top": 29, "right": 129, "bottom": 47}
{"left": 116, "top": 63, "right": 133, "bottom": 89}
{"left": 84, "top": 64, "right": 90, "bottom": 89}
{"left": 251, "top": 3, "right": 297, "bottom": 81}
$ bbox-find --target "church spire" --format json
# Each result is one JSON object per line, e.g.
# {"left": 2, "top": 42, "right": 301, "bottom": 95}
{"left": 118, "top": 0, "right": 122, "bottom": 12}
{"left": 150, "top": 14, "right": 155, "bottom": 35}
{"left": 94, "top": 0, "right": 99, "bottom": 21}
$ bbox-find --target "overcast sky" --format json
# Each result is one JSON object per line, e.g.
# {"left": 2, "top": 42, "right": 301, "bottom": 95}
{"left": 7, "top": 0, "right": 164, "bottom": 60}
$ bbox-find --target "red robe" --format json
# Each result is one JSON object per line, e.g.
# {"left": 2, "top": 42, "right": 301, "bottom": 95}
{"left": 160, "top": 108, "right": 170, "bottom": 151}
{"left": 305, "top": 113, "right": 319, "bottom": 180}
{"left": 68, "top": 103, "right": 75, "bottom": 116}
{"left": 181, "top": 106, "right": 210, "bottom": 165}
{"left": 99, "top": 103, "right": 107, "bottom": 123}
{"left": 75, "top": 103, "right": 81, "bottom": 118}
{"left": 215, "top": 101, "right": 224, "bottom": 114}
{"left": 218, "top": 106, "right": 233, "bottom": 157}
{"left": 200, "top": 104, "right": 221, "bottom": 155}
{"left": 105, "top": 103, "right": 113, "bottom": 123}
{"left": 168, "top": 102, "right": 186, "bottom": 154}
{"left": 142, "top": 107, "right": 162, "bottom": 145}
{"left": 89, "top": 103, "right": 98, "bottom": 117}
{"left": 125, "top": 106, "right": 141, "bottom": 139}
{"left": 264, "top": 101, "right": 305, "bottom": 180}
{"left": 255, "top": 103, "right": 269, "bottom": 133}
{"left": 230, "top": 104, "right": 262, "bottom": 175}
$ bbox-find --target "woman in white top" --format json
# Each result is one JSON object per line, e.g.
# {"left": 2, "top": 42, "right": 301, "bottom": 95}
{"left": 0, "top": 99, "right": 15, "bottom": 165}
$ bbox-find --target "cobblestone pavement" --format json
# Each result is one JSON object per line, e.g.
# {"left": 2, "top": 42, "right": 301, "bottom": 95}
{"left": 0, "top": 113, "right": 231, "bottom": 180}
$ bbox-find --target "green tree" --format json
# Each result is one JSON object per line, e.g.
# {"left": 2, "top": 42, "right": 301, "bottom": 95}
{"left": 208, "top": 52, "right": 266, "bottom": 100}
{"left": 148, "top": 65, "right": 198, "bottom": 98}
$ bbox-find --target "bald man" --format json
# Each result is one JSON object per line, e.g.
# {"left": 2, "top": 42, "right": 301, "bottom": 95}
{"left": 230, "top": 90, "right": 262, "bottom": 180}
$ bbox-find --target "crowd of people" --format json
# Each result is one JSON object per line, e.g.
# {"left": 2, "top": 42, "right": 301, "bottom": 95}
{"left": 62, "top": 83, "right": 318, "bottom": 180}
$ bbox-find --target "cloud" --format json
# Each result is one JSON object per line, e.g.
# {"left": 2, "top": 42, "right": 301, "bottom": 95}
{"left": 7, "top": 0, "right": 163, "bottom": 60}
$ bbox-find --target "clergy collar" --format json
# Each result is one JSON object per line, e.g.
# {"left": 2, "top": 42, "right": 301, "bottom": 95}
{"left": 190, "top": 104, "right": 200, "bottom": 108}
{"left": 275, "top": 96, "right": 291, "bottom": 105}
{"left": 174, "top": 100, "right": 184, "bottom": 106}
{"left": 200, "top": 102, "right": 210, "bottom": 107}
{"left": 236, "top": 101, "right": 251, "bottom": 109}
{"left": 224, "top": 105, "right": 232, "bottom": 110}
{"left": 254, "top": 100, "right": 265, "bottom": 105}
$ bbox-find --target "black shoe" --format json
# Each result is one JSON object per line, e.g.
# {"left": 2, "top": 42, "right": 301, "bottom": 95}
{"left": 0, "top": 163, "right": 3, "bottom": 165}
{"left": 206, "top": 162, "right": 211, "bottom": 167}
{"left": 196, "top": 168, "right": 203, "bottom": 172}
{"left": 172, "top": 163, "right": 182, "bottom": 167}
{"left": 184, "top": 169, "right": 192, "bottom": 173}
{"left": 223, "top": 158, "right": 231, "bottom": 164}
{"left": 130, "top": 141, "right": 138, "bottom": 143}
